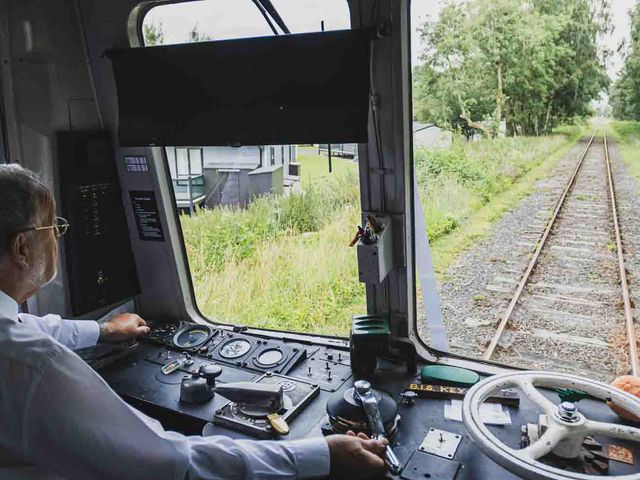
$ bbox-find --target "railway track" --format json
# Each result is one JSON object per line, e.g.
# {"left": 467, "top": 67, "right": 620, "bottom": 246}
{"left": 483, "top": 131, "right": 638, "bottom": 380}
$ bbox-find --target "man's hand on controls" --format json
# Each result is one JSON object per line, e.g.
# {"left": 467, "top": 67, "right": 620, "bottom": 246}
{"left": 327, "top": 430, "right": 388, "bottom": 479}
{"left": 99, "top": 313, "right": 150, "bottom": 342}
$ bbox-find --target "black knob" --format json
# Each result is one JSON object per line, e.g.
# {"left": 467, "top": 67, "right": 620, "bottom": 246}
{"left": 199, "top": 364, "right": 222, "bottom": 378}
{"left": 198, "top": 364, "right": 223, "bottom": 386}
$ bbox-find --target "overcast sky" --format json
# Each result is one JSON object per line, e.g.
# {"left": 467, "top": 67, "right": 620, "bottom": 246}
{"left": 607, "top": 0, "right": 636, "bottom": 79}
{"left": 145, "top": 0, "right": 635, "bottom": 79}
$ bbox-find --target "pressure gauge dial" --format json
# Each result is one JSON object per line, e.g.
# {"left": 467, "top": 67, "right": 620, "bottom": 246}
{"left": 255, "top": 348, "right": 286, "bottom": 368}
{"left": 219, "top": 338, "right": 252, "bottom": 359}
{"left": 172, "top": 325, "right": 213, "bottom": 350}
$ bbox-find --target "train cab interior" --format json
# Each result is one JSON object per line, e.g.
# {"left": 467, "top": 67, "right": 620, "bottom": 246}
{"left": 2, "top": 0, "right": 640, "bottom": 479}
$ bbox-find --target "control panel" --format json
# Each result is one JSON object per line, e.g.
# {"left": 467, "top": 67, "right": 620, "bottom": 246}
{"left": 97, "top": 322, "right": 640, "bottom": 479}
{"left": 57, "top": 131, "right": 139, "bottom": 315}
{"left": 145, "top": 321, "right": 310, "bottom": 376}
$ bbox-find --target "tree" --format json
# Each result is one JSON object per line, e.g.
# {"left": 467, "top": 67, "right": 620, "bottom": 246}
{"left": 187, "top": 23, "right": 213, "bottom": 43}
{"left": 414, "top": 0, "right": 609, "bottom": 136}
{"left": 612, "top": 1, "right": 640, "bottom": 120}
{"left": 143, "top": 20, "right": 165, "bottom": 46}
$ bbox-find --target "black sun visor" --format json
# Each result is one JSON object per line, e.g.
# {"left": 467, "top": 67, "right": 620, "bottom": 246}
{"left": 107, "top": 29, "right": 372, "bottom": 147}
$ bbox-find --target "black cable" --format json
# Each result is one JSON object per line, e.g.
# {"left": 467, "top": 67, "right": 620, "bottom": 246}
{"left": 369, "top": 39, "right": 385, "bottom": 193}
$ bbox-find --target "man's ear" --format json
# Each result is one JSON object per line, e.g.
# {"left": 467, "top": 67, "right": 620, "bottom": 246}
{"left": 9, "top": 233, "right": 30, "bottom": 270}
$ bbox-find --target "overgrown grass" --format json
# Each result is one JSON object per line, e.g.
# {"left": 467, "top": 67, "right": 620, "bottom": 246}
{"left": 297, "top": 146, "right": 359, "bottom": 183}
{"left": 192, "top": 205, "right": 364, "bottom": 335}
{"left": 415, "top": 131, "right": 582, "bottom": 248}
{"left": 609, "top": 121, "right": 640, "bottom": 181}
{"left": 181, "top": 130, "right": 582, "bottom": 335}
{"left": 181, "top": 159, "right": 364, "bottom": 336}
{"left": 181, "top": 169, "right": 359, "bottom": 273}
{"left": 427, "top": 135, "right": 581, "bottom": 276}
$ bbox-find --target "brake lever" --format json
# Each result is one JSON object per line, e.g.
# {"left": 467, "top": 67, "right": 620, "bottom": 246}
{"left": 354, "top": 380, "right": 402, "bottom": 475}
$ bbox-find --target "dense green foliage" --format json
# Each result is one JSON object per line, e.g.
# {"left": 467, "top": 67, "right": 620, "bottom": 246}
{"left": 609, "top": 121, "right": 640, "bottom": 182}
{"left": 143, "top": 21, "right": 165, "bottom": 46}
{"left": 611, "top": 120, "right": 640, "bottom": 139}
{"left": 181, "top": 157, "right": 363, "bottom": 335}
{"left": 612, "top": 3, "right": 640, "bottom": 120}
{"left": 181, "top": 171, "right": 359, "bottom": 272}
{"left": 414, "top": 0, "right": 609, "bottom": 136}
{"left": 416, "top": 133, "right": 572, "bottom": 240}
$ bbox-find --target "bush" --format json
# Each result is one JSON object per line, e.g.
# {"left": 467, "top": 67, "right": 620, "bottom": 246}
{"left": 181, "top": 169, "right": 360, "bottom": 272}
{"left": 181, "top": 154, "right": 363, "bottom": 336}
{"left": 415, "top": 134, "right": 570, "bottom": 242}
{"left": 611, "top": 121, "right": 640, "bottom": 141}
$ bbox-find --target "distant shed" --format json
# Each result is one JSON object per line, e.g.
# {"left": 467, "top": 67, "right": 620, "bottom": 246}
{"left": 166, "top": 145, "right": 298, "bottom": 212}
{"left": 412, "top": 122, "right": 452, "bottom": 149}
{"left": 318, "top": 122, "right": 452, "bottom": 160}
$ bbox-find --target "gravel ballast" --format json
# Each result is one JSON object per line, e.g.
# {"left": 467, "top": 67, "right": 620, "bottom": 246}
{"left": 418, "top": 135, "right": 640, "bottom": 382}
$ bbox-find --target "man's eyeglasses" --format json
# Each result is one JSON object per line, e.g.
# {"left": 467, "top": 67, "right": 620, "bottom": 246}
{"left": 20, "top": 216, "right": 70, "bottom": 239}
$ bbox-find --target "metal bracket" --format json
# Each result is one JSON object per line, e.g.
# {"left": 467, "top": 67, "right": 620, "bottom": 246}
{"left": 419, "top": 428, "right": 462, "bottom": 459}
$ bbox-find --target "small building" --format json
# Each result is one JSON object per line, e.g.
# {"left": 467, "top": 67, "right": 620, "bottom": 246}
{"left": 318, "top": 123, "right": 452, "bottom": 161}
{"left": 413, "top": 122, "right": 452, "bottom": 149}
{"left": 166, "top": 145, "right": 299, "bottom": 213}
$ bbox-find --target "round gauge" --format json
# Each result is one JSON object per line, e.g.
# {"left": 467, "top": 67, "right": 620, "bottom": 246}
{"left": 173, "top": 325, "right": 211, "bottom": 350}
{"left": 256, "top": 348, "right": 285, "bottom": 367}
{"left": 219, "top": 338, "right": 252, "bottom": 359}
{"left": 148, "top": 323, "right": 177, "bottom": 343}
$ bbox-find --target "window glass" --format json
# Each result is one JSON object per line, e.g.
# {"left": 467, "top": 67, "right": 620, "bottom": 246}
{"left": 411, "top": 1, "right": 616, "bottom": 380}
{"left": 142, "top": 1, "right": 363, "bottom": 336}
{"left": 143, "top": 1, "right": 272, "bottom": 44}
{"left": 269, "top": 0, "right": 350, "bottom": 33}
{"left": 142, "top": 0, "right": 349, "bottom": 46}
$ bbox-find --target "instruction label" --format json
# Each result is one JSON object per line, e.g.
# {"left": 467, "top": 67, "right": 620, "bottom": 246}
{"left": 130, "top": 190, "right": 165, "bottom": 241}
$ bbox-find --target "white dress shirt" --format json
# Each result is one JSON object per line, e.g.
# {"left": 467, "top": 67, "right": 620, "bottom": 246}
{"left": 0, "top": 290, "right": 330, "bottom": 479}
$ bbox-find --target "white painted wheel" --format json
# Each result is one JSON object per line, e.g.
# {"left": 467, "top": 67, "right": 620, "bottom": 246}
{"left": 462, "top": 371, "right": 640, "bottom": 479}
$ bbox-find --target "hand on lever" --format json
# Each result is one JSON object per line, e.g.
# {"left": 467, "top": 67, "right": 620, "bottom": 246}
{"left": 327, "top": 431, "right": 388, "bottom": 479}
{"left": 99, "top": 313, "right": 150, "bottom": 342}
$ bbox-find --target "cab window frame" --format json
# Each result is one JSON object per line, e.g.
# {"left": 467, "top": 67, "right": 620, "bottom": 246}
{"left": 130, "top": 0, "right": 365, "bottom": 344}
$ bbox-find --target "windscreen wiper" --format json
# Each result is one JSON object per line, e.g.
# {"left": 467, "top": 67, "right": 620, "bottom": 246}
{"left": 251, "top": 0, "right": 291, "bottom": 35}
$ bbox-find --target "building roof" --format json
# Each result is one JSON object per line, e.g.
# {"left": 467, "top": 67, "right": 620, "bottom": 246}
{"left": 413, "top": 121, "right": 436, "bottom": 133}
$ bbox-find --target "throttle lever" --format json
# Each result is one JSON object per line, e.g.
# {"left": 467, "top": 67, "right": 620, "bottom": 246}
{"left": 354, "top": 380, "right": 402, "bottom": 475}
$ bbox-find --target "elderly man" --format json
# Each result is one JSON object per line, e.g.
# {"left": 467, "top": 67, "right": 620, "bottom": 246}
{"left": 0, "top": 164, "right": 387, "bottom": 479}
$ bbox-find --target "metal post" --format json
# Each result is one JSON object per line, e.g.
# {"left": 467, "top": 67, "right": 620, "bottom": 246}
{"left": 328, "top": 143, "right": 333, "bottom": 173}
{"left": 187, "top": 148, "right": 193, "bottom": 216}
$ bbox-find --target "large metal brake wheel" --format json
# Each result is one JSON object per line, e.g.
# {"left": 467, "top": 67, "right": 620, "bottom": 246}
{"left": 462, "top": 371, "right": 640, "bottom": 479}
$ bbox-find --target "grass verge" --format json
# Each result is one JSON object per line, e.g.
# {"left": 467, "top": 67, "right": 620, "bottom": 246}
{"left": 418, "top": 130, "right": 584, "bottom": 276}
{"left": 608, "top": 121, "right": 640, "bottom": 180}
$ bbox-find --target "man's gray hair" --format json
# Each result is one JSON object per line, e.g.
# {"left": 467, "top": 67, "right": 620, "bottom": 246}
{"left": 0, "top": 164, "right": 53, "bottom": 256}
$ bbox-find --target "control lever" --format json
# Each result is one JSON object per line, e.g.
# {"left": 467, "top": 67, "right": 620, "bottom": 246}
{"left": 179, "top": 366, "right": 289, "bottom": 435}
{"left": 215, "top": 381, "right": 290, "bottom": 435}
{"left": 214, "top": 382, "right": 284, "bottom": 415}
{"left": 180, "top": 364, "right": 222, "bottom": 404}
{"left": 354, "top": 380, "right": 402, "bottom": 475}
{"left": 180, "top": 365, "right": 283, "bottom": 414}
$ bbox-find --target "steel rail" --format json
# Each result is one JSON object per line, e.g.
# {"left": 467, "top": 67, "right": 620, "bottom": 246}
{"left": 482, "top": 131, "right": 597, "bottom": 360}
{"left": 604, "top": 133, "right": 639, "bottom": 376}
